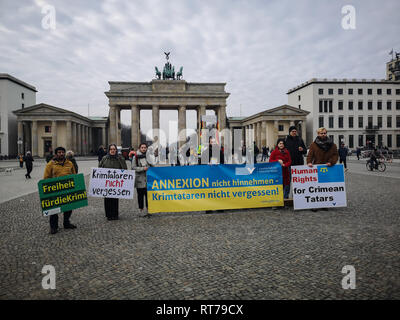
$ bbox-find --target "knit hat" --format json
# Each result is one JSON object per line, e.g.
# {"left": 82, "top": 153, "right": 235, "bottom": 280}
{"left": 54, "top": 146, "right": 66, "bottom": 153}
{"left": 289, "top": 126, "right": 297, "bottom": 134}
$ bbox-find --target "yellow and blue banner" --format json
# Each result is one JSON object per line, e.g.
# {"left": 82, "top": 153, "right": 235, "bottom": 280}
{"left": 147, "top": 162, "right": 284, "bottom": 213}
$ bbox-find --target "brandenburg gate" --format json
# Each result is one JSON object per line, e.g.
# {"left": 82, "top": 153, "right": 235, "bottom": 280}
{"left": 105, "top": 54, "right": 230, "bottom": 149}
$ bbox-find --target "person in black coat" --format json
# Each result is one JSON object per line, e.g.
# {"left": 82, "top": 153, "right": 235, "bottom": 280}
{"left": 23, "top": 151, "right": 34, "bottom": 179}
{"left": 97, "top": 145, "right": 107, "bottom": 163}
{"left": 285, "top": 126, "right": 307, "bottom": 166}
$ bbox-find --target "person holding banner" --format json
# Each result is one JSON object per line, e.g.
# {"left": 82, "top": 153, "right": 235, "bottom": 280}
{"left": 285, "top": 126, "right": 307, "bottom": 166}
{"left": 307, "top": 128, "right": 338, "bottom": 167}
{"left": 306, "top": 128, "right": 338, "bottom": 212}
{"left": 269, "top": 138, "right": 292, "bottom": 199}
{"left": 132, "top": 143, "right": 153, "bottom": 217}
{"left": 99, "top": 144, "right": 128, "bottom": 221}
{"left": 43, "top": 146, "right": 77, "bottom": 234}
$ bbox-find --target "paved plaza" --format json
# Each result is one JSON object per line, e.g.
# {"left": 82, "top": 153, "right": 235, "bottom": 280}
{"left": 0, "top": 158, "right": 399, "bottom": 299}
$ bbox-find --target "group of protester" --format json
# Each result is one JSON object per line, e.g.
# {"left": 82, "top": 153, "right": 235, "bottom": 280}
{"left": 41, "top": 124, "right": 343, "bottom": 234}
{"left": 268, "top": 126, "right": 339, "bottom": 203}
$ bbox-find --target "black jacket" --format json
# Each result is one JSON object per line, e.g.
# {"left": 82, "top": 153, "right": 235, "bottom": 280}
{"left": 23, "top": 155, "right": 34, "bottom": 168}
{"left": 285, "top": 135, "right": 307, "bottom": 166}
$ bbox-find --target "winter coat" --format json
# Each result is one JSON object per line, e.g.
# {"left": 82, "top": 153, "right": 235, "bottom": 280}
{"left": 43, "top": 158, "right": 76, "bottom": 179}
{"left": 99, "top": 154, "right": 128, "bottom": 170}
{"left": 306, "top": 140, "right": 338, "bottom": 165}
{"left": 97, "top": 148, "right": 107, "bottom": 162}
{"left": 285, "top": 135, "right": 307, "bottom": 166}
{"left": 23, "top": 155, "right": 34, "bottom": 169}
{"left": 269, "top": 147, "right": 292, "bottom": 186}
{"left": 132, "top": 151, "right": 153, "bottom": 189}
{"left": 68, "top": 157, "right": 79, "bottom": 173}
{"left": 338, "top": 146, "right": 348, "bottom": 160}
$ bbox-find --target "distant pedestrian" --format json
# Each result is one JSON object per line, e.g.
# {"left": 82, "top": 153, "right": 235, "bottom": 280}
{"left": 253, "top": 141, "right": 259, "bottom": 163}
{"left": 338, "top": 143, "right": 349, "bottom": 172}
{"left": 261, "top": 146, "right": 268, "bottom": 162}
{"left": 66, "top": 150, "right": 78, "bottom": 173}
{"left": 43, "top": 147, "right": 77, "bottom": 234}
{"left": 99, "top": 144, "right": 128, "bottom": 221}
{"left": 18, "top": 154, "right": 24, "bottom": 168}
{"left": 356, "top": 147, "right": 361, "bottom": 160}
{"left": 132, "top": 143, "right": 153, "bottom": 217}
{"left": 269, "top": 138, "right": 292, "bottom": 199}
{"left": 23, "top": 151, "right": 34, "bottom": 179}
{"left": 45, "top": 148, "right": 54, "bottom": 163}
{"left": 97, "top": 145, "right": 107, "bottom": 163}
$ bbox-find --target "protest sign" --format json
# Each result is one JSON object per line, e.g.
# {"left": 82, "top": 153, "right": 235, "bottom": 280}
{"left": 88, "top": 168, "right": 135, "bottom": 199}
{"left": 291, "top": 164, "right": 347, "bottom": 210}
{"left": 38, "top": 173, "right": 87, "bottom": 216}
{"left": 147, "top": 162, "right": 283, "bottom": 213}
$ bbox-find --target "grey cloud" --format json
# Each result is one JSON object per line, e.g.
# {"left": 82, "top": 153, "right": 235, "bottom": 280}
{"left": 0, "top": 0, "right": 399, "bottom": 128}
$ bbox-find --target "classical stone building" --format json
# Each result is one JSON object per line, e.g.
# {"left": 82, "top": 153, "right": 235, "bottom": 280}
{"left": 227, "top": 105, "right": 309, "bottom": 150}
{"left": 0, "top": 74, "right": 36, "bottom": 157}
{"left": 104, "top": 80, "right": 230, "bottom": 149}
{"left": 13, "top": 104, "right": 108, "bottom": 157}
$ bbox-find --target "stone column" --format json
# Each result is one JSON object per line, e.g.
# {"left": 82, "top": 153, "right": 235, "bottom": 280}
{"left": 71, "top": 122, "right": 77, "bottom": 153}
{"left": 116, "top": 107, "right": 121, "bottom": 146}
{"left": 218, "top": 105, "right": 227, "bottom": 131}
{"left": 52, "top": 120, "right": 57, "bottom": 150}
{"left": 66, "top": 121, "right": 72, "bottom": 151}
{"left": 82, "top": 125, "right": 86, "bottom": 154}
{"left": 17, "top": 121, "right": 23, "bottom": 154}
{"left": 109, "top": 104, "right": 117, "bottom": 144}
{"left": 24, "top": 122, "right": 31, "bottom": 154}
{"left": 274, "top": 120, "right": 279, "bottom": 146}
{"left": 257, "top": 122, "right": 261, "bottom": 148}
{"left": 83, "top": 126, "right": 88, "bottom": 155}
{"left": 197, "top": 105, "right": 206, "bottom": 145}
{"left": 102, "top": 126, "right": 107, "bottom": 148}
{"left": 178, "top": 105, "right": 186, "bottom": 147}
{"left": 32, "top": 120, "right": 38, "bottom": 157}
{"left": 77, "top": 124, "right": 82, "bottom": 155}
{"left": 301, "top": 121, "right": 306, "bottom": 145}
{"left": 152, "top": 105, "right": 160, "bottom": 132}
{"left": 261, "top": 121, "right": 267, "bottom": 147}
{"left": 88, "top": 126, "right": 92, "bottom": 154}
{"left": 131, "top": 105, "right": 140, "bottom": 149}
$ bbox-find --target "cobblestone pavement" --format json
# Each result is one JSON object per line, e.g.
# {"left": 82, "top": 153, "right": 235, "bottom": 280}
{"left": 0, "top": 172, "right": 399, "bottom": 300}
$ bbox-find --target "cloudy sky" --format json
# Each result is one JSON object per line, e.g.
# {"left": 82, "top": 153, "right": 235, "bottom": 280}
{"left": 1, "top": 0, "right": 399, "bottom": 138}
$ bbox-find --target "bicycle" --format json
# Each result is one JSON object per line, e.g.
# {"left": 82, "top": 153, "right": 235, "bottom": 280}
{"left": 366, "top": 158, "right": 386, "bottom": 172}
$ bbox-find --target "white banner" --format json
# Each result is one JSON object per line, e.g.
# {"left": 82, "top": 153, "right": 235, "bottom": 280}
{"left": 292, "top": 164, "right": 347, "bottom": 210}
{"left": 88, "top": 168, "right": 135, "bottom": 199}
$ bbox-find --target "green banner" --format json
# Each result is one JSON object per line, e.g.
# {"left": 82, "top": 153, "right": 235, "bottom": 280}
{"left": 38, "top": 173, "right": 88, "bottom": 216}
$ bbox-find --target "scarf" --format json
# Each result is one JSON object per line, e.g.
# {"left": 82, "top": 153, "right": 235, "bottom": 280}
{"left": 314, "top": 136, "right": 333, "bottom": 152}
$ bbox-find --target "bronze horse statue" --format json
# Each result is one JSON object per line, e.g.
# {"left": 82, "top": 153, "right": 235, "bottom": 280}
{"left": 176, "top": 66, "right": 183, "bottom": 80}
{"left": 155, "top": 67, "right": 161, "bottom": 79}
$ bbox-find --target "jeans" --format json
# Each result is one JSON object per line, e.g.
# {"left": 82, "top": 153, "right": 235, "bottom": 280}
{"left": 283, "top": 185, "right": 290, "bottom": 199}
{"left": 340, "top": 158, "right": 347, "bottom": 169}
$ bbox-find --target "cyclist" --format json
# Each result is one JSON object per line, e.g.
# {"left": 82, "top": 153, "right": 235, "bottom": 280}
{"left": 368, "top": 148, "right": 381, "bottom": 170}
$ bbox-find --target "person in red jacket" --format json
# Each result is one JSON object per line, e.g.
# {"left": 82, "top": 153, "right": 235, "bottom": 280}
{"left": 269, "top": 138, "right": 292, "bottom": 199}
